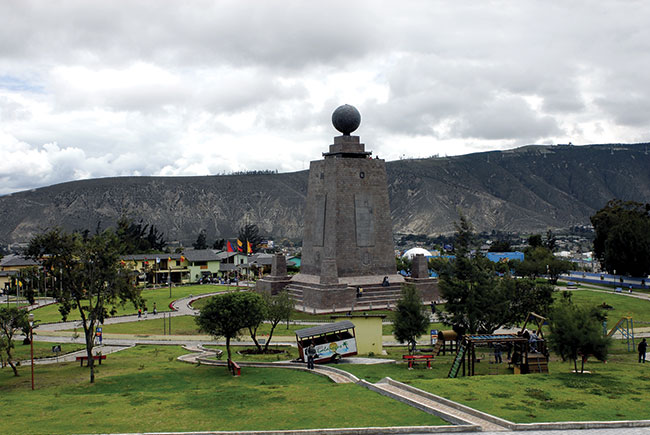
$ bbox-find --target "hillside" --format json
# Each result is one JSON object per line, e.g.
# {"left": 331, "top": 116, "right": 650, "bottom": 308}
{"left": 1, "top": 143, "right": 649, "bottom": 246}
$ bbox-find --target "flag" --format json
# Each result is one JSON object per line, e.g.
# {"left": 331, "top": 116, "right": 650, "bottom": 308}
{"left": 237, "top": 239, "right": 244, "bottom": 253}
{"left": 247, "top": 241, "right": 252, "bottom": 254}
{"left": 156, "top": 257, "right": 160, "bottom": 264}
{"left": 227, "top": 241, "right": 234, "bottom": 252}
{"left": 180, "top": 255, "right": 185, "bottom": 263}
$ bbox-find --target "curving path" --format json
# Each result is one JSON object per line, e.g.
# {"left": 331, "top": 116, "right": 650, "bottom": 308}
{"left": 178, "top": 343, "right": 359, "bottom": 384}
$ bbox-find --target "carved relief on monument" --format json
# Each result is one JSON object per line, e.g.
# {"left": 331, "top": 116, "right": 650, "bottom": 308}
{"left": 354, "top": 193, "right": 375, "bottom": 247}
{"left": 313, "top": 194, "right": 327, "bottom": 247}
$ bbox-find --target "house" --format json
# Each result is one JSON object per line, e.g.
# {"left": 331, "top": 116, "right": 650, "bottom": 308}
{"left": 121, "top": 253, "right": 189, "bottom": 285}
{"left": 184, "top": 249, "right": 221, "bottom": 282}
{"left": 215, "top": 251, "right": 249, "bottom": 279}
{"left": 0, "top": 255, "right": 40, "bottom": 291}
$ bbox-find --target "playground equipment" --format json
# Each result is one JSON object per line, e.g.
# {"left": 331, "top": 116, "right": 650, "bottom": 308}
{"left": 448, "top": 313, "right": 550, "bottom": 378}
{"left": 607, "top": 316, "right": 635, "bottom": 351}
{"left": 435, "top": 330, "right": 458, "bottom": 355}
{"left": 295, "top": 321, "right": 358, "bottom": 364}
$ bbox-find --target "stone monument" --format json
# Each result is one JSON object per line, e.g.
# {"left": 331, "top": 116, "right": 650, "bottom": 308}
{"left": 256, "top": 253, "right": 291, "bottom": 295}
{"left": 286, "top": 105, "right": 437, "bottom": 311}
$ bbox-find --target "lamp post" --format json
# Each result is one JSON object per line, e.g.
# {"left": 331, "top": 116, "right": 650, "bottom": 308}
{"left": 28, "top": 313, "right": 35, "bottom": 390}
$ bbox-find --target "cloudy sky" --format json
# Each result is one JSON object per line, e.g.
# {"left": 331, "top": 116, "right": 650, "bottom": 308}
{"left": 1, "top": 1, "right": 649, "bottom": 195}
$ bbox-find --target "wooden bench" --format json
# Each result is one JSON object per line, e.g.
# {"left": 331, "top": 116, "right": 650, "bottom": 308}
{"left": 228, "top": 359, "right": 241, "bottom": 376}
{"left": 403, "top": 354, "right": 434, "bottom": 369}
{"left": 76, "top": 355, "right": 106, "bottom": 366}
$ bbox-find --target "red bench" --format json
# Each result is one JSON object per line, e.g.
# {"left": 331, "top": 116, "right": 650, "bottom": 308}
{"left": 76, "top": 355, "right": 107, "bottom": 366}
{"left": 403, "top": 354, "right": 434, "bottom": 369}
{"left": 228, "top": 359, "right": 241, "bottom": 376}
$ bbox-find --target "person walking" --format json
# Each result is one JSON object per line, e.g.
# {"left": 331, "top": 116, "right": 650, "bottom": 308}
{"left": 639, "top": 338, "right": 647, "bottom": 363}
{"left": 305, "top": 343, "right": 317, "bottom": 370}
{"left": 153, "top": 302, "right": 157, "bottom": 315}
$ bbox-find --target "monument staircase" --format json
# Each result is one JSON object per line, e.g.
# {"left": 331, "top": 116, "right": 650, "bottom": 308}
{"left": 287, "top": 281, "right": 406, "bottom": 312}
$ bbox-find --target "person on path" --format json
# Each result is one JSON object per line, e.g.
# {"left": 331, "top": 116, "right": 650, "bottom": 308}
{"left": 494, "top": 342, "right": 503, "bottom": 364}
{"left": 138, "top": 308, "right": 142, "bottom": 319}
{"left": 305, "top": 343, "right": 317, "bottom": 370}
{"left": 153, "top": 302, "right": 157, "bottom": 315}
{"left": 639, "top": 338, "right": 647, "bottom": 363}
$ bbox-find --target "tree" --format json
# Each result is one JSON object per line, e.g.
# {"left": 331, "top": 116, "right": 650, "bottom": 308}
{"left": 591, "top": 199, "right": 650, "bottom": 277}
{"left": 547, "top": 299, "right": 610, "bottom": 373}
{"left": 489, "top": 240, "right": 512, "bottom": 252}
{"left": 501, "top": 278, "right": 555, "bottom": 325}
{"left": 438, "top": 254, "right": 510, "bottom": 334}
{"left": 0, "top": 306, "right": 29, "bottom": 376}
{"left": 514, "top": 245, "right": 572, "bottom": 285}
{"left": 392, "top": 284, "right": 429, "bottom": 354}
{"left": 528, "top": 234, "right": 543, "bottom": 248}
{"left": 396, "top": 256, "right": 412, "bottom": 274}
{"left": 453, "top": 214, "right": 476, "bottom": 256}
{"left": 116, "top": 216, "right": 166, "bottom": 254}
{"left": 193, "top": 231, "right": 208, "bottom": 250}
{"left": 213, "top": 238, "right": 225, "bottom": 250}
{"left": 238, "top": 224, "right": 263, "bottom": 253}
{"left": 195, "top": 291, "right": 265, "bottom": 364}
{"left": 437, "top": 216, "right": 556, "bottom": 334}
{"left": 545, "top": 230, "right": 557, "bottom": 251}
{"left": 26, "top": 228, "right": 141, "bottom": 383}
{"left": 262, "top": 290, "right": 294, "bottom": 352}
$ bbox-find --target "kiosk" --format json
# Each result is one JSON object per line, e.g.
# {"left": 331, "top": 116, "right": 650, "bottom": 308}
{"left": 296, "top": 321, "right": 358, "bottom": 363}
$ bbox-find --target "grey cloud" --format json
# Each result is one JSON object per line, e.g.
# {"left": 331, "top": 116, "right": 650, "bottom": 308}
{"left": 452, "top": 96, "right": 561, "bottom": 140}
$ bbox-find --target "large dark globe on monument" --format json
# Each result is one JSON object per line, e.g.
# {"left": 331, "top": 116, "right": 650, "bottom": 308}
{"left": 332, "top": 104, "right": 361, "bottom": 135}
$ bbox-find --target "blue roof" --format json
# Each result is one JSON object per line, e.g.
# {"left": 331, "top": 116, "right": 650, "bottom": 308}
{"left": 486, "top": 251, "right": 524, "bottom": 263}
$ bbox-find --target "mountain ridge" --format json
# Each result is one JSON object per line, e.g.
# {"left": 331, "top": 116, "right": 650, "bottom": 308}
{"left": 1, "top": 143, "right": 649, "bottom": 246}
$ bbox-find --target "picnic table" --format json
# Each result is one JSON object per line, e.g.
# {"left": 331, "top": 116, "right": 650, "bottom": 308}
{"left": 403, "top": 354, "right": 434, "bottom": 369}
{"left": 75, "top": 355, "right": 106, "bottom": 366}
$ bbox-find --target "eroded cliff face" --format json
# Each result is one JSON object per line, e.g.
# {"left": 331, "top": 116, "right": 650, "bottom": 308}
{"left": 1, "top": 143, "right": 649, "bottom": 245}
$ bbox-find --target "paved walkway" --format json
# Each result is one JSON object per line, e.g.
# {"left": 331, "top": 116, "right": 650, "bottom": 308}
{"left": 371, "top": 378, "right": 507, "bottom": 431}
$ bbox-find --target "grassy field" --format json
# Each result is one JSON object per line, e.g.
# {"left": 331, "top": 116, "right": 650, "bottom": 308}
{"left": 9, "top": 341, "right": 86, "bottom": 361}
{"left": 82, "top": 314, "right": 445, "bottom": 342}
{"left": 559, "top": 288, "right": 650, "bottom": 323}
{"left": 339, "top": 340, "right": 650, "bottom": 423}
{"left": 415, "top": 340, "right": 650, "bottom": 423}
{"left": 31, "top": 284, "right": 228, "bottom": 324}
{"left": 0, "top": 345, "right": 446, "bottom": 434}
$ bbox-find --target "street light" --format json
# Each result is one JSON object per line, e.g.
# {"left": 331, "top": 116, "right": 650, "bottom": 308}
{"left": 28, "top": 313, "right": 35, "bottom": 390}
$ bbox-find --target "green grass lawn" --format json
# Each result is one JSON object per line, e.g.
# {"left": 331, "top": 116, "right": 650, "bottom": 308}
{"left": 0, "top": 345, "right": 446, "bottom": 434}
{"left": 91, "top": 316, "right": 325, "bottom": 337}
{"left": 87, "top": 314, "right": 446, "bottom": 342}
{"left": 413, "top": 341, "right": 650, "bottom": 423}
{"left": 9, "top": 341, "right": 86, "bottom": 361}
{"left": 340, "top": 340, "right": 650, "bottom": 423}
{"left": 557, "top": 289, "right": 650, "bottom": 323}
{"left": 31, "top": 284, "right": 228, "bottom": 324}
{"left": 98, "top": 315, "right": 201, "bottom": 335}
